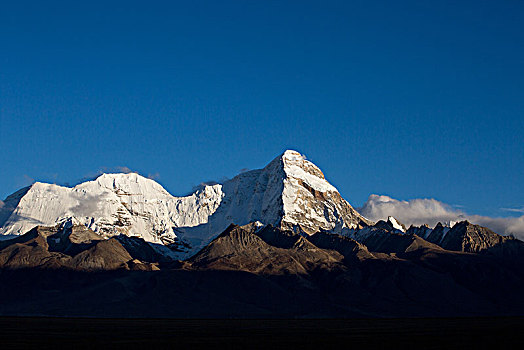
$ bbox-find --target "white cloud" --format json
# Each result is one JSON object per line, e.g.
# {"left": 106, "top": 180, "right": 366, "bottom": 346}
{"left": 358, "top": 194, "right": 466, "bottom": 227}
{"left": 116, "top": 166, "right": 134, "bottom": 174}
{"left": 468, "top": 215, "right": 524, "bottom": 240}
{"left": 147, "top": 172, "right": 160, "bottom": 180}
{"left": 70, "top": 192, "right": 107, "bottom": 217}
{"left": 359, "top": 194, "right": 524, "bottom": 240}
{"left": 501, "top": 207, "right": 524, "bottom": 214}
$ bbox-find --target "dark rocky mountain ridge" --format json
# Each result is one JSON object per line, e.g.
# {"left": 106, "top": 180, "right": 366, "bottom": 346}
{"left": 0, "top": 219, "right": 523, "bottom": 318}
{"left": 0, "top": 224, "right": 162, "bottom": 271}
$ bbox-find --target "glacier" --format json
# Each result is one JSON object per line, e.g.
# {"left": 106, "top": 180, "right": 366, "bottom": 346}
{"left": 0, "top": 150, "right": 370, "bottom": 258}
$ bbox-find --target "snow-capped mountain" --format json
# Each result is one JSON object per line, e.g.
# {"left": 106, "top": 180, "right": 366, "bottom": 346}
{"left": 387, "top": 216, "right": 406, "bottom": 232}
{"left": 0, "top": 150, "right": 370, "bottom": 257}
{"left": 0, "top": 172, "right": 222, "bottom": 247}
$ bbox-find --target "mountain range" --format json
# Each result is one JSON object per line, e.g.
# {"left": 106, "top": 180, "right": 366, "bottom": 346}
{"left": 0, "top": 150, "right": 369, "bottom": 258}
{"left": 0, "top": 150, "right": 523, "bottom": 318}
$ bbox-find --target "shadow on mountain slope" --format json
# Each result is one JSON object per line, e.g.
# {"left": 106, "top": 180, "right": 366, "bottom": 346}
{"left": 1, "top": 223, "right": 524, "bottom": 318}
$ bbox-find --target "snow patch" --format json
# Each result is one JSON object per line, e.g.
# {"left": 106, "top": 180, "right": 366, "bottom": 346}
{"left": 387, "top": 216, "right": 405, "bottom": 232}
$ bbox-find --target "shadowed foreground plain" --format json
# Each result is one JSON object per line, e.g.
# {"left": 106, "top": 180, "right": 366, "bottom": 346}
{"left": 0, "top": 317, "right": 523, "bottom": 349}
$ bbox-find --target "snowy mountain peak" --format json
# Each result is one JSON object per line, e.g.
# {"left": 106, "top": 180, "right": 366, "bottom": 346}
{"left": 262, "top": 150, "right": 336, "bottom": 193}
{"left": 273, "top": 150, "right": 368, "bottom": 233}
{"left": 282, "top": 149, "right": 302, "bottom": 157}
{"left": 280, "top": 150, "right": 335, "bottom": 190}
{"left": 0, "top": 150, "right": 370, "bottom": 258}
{"left": 387, "top": 216, "right": 406, "bottom": 232}
{"left": 77, "top": 172, "right": 172, "bottom": 198}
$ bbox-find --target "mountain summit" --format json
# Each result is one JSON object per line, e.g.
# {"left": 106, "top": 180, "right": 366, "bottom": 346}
{"left": 1, "top": 151, "right": 524, "bottom": 319}
{"left": 0, "top": 150, "right": 369, "bottom": 258}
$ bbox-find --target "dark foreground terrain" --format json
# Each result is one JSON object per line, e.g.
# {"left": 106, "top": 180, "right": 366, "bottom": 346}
{"left": 1, "top": 223, "right": 524, "bottom": 318}
{"left": 1, "top": 223, "right": 524, "bottom": 349}
{"left": 0, "top": 317, "right": 522, "bottom": 349}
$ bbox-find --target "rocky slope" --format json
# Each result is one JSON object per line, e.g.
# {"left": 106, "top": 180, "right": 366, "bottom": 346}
{"left": 1, "top": 222, "right": 523, "bottom": 318}
{"left": 403, "top": 220, "right": 524, "bottom": 255}
{"left": 189, "top": 224, "right": 344, "bottom": 275}
{"left": 437, "top": 220, "right": 512, "bottom": 252}
{"left": 0, "top": 224, "right": 163, "bottom": 271}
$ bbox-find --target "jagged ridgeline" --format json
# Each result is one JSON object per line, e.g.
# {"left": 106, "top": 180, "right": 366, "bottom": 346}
{"left": 0, "top": 221, "right": 523, "bottom": 318}
{"left": 0, "top": 150, "right": 370, "bottom": 258}
{"left": 1, "top": 150, "right": 524, "bottom": 317}
{"left": 1, "top": 150, "right": 522, "bottom": 261}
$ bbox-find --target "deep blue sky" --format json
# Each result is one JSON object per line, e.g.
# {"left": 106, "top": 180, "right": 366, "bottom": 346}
{"left": 1, "top": 0, "right": 523, "bottom": 217}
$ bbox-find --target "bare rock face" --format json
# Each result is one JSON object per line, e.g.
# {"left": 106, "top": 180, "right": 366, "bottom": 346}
{"left": 47, "top": 223, "right": 105, "bottom": 256}
{"left": 346, "top": 221, "right": 444, "bottom": 254}
{"left": 439, "top": 221, "right": 513, "bottom": 253}
{"left": 70, "top": 239, "right": 132, "bottom": 270}
{"left": 189, "top": 224, "right": 345, "bottom": 275}
{"left": 0, "top": 228, "right": 71, "bottom": 269}
{"left": 424, "top": 222, "right": 450, "bottom": 246}
{"left": 0, "top": 224, "right": 170, "bottom": 271}
{"left": 307, "top": 231, "right": 376, "bottom": 262}
{"left": 406, "top": 224, "right": 432, "bottom": 240}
